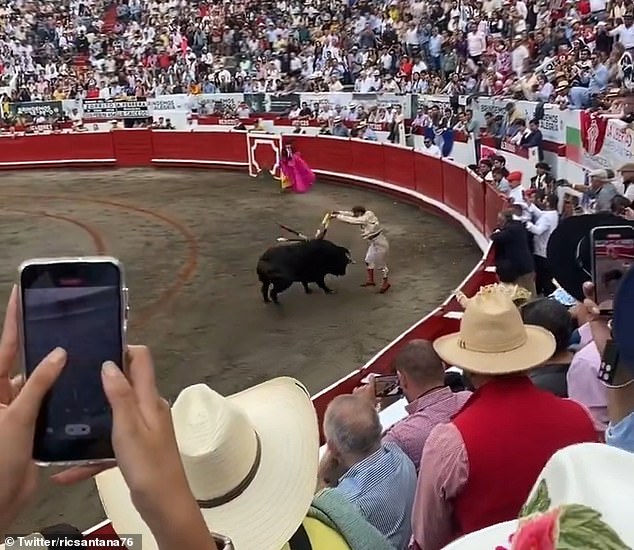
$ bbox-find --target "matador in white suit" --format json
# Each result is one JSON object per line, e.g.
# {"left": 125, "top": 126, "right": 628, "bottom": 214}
{"left": 331, "top": 206, "right": 391, "bottom": 293}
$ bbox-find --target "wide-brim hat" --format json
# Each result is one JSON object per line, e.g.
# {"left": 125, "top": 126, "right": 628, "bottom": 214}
{"left": 547, "top": 213, "right": 634, "bottom": 301}
{"left": 433, "top": 284, "right": 555, "bottom": 374}
{"left": 441, "top": 443, "right": 634, "bottom": 549}
{"left": 95, "top": 377, "right": 319, "bottom": 550}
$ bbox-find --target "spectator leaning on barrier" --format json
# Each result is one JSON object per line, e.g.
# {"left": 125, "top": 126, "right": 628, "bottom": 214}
{"left": 410, "top": 285, "right": 600, "bottom": 550}
{"left": 319, "top": 394, "right": 417, "bottom": 550}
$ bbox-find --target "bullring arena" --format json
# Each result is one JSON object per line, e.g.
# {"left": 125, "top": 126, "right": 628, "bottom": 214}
{"left": 0, "top": 131, "right": 489, "bottom": 535}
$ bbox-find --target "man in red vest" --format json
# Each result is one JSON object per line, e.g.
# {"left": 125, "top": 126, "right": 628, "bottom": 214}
{"left": 409, "top": 285, "right": 601, "bottom": 550}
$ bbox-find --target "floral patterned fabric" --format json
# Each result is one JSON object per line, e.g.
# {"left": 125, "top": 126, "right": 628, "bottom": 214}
{"left": 494, "top": 480, "right": 629, "bottom": 550}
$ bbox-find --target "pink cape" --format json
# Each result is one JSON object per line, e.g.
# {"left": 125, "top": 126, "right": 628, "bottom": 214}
{"left": 280, "top": 152, "right": 315, "bottom": 193}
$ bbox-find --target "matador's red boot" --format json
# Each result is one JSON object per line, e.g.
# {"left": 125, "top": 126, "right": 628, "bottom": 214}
{"left": 379, "top": 278, "right": 391, "bottom": 294}
{"left": 361, "top": 268, "right": 376, "bottom": 287}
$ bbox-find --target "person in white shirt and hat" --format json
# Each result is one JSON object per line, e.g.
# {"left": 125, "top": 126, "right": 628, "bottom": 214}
{"left": 357, "top": 120, "right": 377, "bottom": 141}
{"left": 330, "top": 206, "right": 391, "bottom": 293}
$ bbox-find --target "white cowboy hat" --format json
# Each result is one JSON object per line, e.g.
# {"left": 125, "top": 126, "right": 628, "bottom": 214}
{"left": 442, "top": 443, "right": 634, "bottom": 549}
{"left": 96, "top": 377, "right": 319, "bottom": 550}
{"left": 433, "top": 284, "right": 555, "bottom": 374}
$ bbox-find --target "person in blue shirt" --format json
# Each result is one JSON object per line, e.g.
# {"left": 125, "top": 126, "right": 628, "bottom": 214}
{"left": 319, "top": 394, "right": 417, "bottom": 550}
{"left": 569, "top": 52, "right": 609, "bottom": 108}
{"left": 358, "top": 121, "right": 377, "bottom": 141}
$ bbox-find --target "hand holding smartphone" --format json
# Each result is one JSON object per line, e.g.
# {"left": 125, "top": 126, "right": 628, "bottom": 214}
{"left": 372, "top": 374, "right": 403, "bottom": 399}
{"left": 18, "top": 257, "right": 128, "bottom": 466}
{"left": 590, "top": 226, "right": 634, "bottom": 316}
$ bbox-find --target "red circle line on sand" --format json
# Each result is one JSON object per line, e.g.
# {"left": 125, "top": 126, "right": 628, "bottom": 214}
{"left": 4, "top": 208, "right": 109, "bottom": 255}
{"left": 1, "top": 195, "right": 199, "bottom": 328}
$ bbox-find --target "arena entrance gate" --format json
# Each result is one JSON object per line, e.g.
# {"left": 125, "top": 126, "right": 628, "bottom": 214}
{"left": 246, "top": 133, "right": 282, "bottom": 179}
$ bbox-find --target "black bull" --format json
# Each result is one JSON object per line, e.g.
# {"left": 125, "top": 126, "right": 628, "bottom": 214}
{"left": 256, "top": 239, "right": 352, "bottom": 304}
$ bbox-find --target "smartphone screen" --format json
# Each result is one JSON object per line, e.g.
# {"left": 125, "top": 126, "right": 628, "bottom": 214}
{"left": 592, "top": 229, "right": 634, "bottom": 314}
{"left": 374, "top": 374, "right": 402, "bottom": 398}
{"left": 20, "top": 260, "right": 124, "bottom": 464}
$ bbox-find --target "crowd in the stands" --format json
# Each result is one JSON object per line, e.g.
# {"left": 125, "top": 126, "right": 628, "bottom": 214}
{"left": 0, "top": 0, "right": 632, "bottom": 110}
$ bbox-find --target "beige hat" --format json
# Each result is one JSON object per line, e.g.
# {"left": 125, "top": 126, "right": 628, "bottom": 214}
{"left": 442, "top": 443, "right": 633, "bottom": 549}
{"left": 433, "top": 285, "right": 555, "bottom": 374}
{"left": 589, "top": 168, "right": 608, "bottom": 181}
{"left": 95, "top": 377, "right": 319, "bottom": 550}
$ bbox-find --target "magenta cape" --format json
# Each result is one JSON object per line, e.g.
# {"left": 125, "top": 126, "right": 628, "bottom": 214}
{"left": 280, "top": 152, "right": 316, "bottom": 193}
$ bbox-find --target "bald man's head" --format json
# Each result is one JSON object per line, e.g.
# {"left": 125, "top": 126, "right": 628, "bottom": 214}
{"left": 392, "top": 339, "right": 445, "bottom": 399}
{"left": 323, "top": 394, "right": 382, "bottom": 459}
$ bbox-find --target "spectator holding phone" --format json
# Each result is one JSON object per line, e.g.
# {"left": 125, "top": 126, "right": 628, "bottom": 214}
{"left": 356, "top": 340, "right": 471, "bottom": 472}
{"left": 578, "top": 275, "right": 634, "bottom": 453}
{"left": 0, "top": 287, "right": 217, "bottom": 550}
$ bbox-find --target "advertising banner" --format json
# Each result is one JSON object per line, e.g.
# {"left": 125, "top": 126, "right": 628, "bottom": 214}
{"left": 9, "top": 101, "right": 63, "bottom": 119}
{"left": 579, "top": 113, "right": 634, "bottom": 170}
{"left": 83, "top": 98, "right": 149, "bottom": 119}
{"left": 148, "top": 95, "right": 194, "bottom": 112}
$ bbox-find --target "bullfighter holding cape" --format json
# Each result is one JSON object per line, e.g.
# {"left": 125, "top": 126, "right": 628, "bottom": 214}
{"left": 330, "top": 206, "right": 391, "bottom": 293}
{"left": 279, "top": 143, "right": 316, "bottom": 193}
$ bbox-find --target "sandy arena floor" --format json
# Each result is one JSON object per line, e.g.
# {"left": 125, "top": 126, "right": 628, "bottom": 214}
{"left": 0, "top": 168, "right": 481, "bottom": 534}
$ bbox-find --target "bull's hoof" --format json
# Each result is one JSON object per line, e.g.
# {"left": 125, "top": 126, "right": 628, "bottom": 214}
{"left": 324, "top": 289, "right": 336, "bottom": 295}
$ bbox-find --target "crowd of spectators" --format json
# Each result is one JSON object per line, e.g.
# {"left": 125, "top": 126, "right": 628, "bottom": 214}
{"left": 0, "top": 0, "right": 633, "bottom": 110}
{"left": 3, "top": 273, "right": 634, "bottom": 550}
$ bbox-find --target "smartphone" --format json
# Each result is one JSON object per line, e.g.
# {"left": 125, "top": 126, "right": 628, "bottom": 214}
{"left": 18, "top": 257, "right": 128, "bottom": 465}
{"left": 591, "top": 226, "right": 634, "bottom": 315}
{"left": 373, "top": 374, "right": 402, "bottom": 398}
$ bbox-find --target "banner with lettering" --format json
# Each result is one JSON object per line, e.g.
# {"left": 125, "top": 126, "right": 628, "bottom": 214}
{"left": 9, "top": 101, "right": 63, "bottom": 119}
{"left": 148, "top": 95, "right": 194, "bottom": 112}
{"left": 83, "top": 98, "right": 149, "bottom": 119}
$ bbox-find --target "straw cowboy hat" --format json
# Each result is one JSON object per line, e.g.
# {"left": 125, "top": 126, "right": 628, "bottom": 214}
{"left": 96, "top": 377, "right": 319, "bottom": 550}
{"left": 433, "top": 285, "right": 555, "bottom": 374}
{"left": 442, "top": 443, "right": 634, "bottom": 549}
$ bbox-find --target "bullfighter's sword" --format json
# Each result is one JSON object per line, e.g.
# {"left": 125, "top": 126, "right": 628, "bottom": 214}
{"left": 278, "top": 223, "right": 308, "bottom": 241}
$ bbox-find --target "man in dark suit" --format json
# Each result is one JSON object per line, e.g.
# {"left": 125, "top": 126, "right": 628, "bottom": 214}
{"left": 490, "top": 209, "right": 536, "bottom": 296}
{"left": 520, "top": 119, "right": 544, "bottom": 160}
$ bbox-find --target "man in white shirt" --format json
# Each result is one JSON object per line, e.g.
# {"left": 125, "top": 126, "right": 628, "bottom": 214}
{"left": 609, "top": 12, "right": 634, "bottom": 49}
{"left": 467, "top": 22, "right": 487, "bottom": 62}
{"left": 512, "top": 36, "right": 530, "bottom": 76}
{"left": 525, "top": 193, "right": 559, "bottom": 295}
{"left": 330, "top": 206, "right": 391, "bottom": 293}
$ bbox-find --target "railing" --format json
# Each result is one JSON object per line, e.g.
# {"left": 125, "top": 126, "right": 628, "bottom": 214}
{"left": 0, "top": 129, "right": 506, "bottom": 543}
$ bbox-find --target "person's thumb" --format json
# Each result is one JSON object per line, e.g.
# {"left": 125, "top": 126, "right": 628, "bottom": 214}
{"left": 102, "top": 362, "right": 141, "bottom": 432}
{"left": 11, "top": 347, "right": 66, "bottom": 425}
